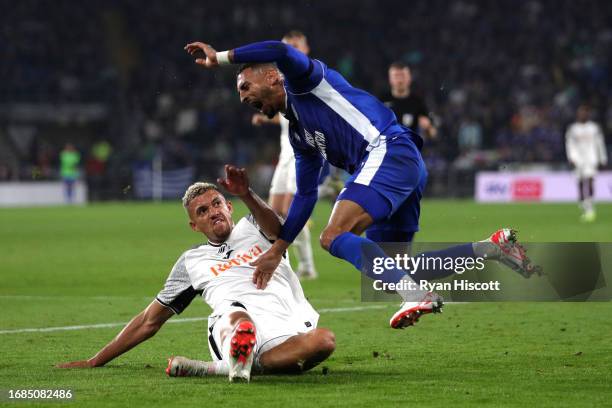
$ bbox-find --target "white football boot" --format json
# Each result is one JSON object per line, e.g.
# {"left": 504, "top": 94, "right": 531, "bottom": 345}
{"left": 166, "top": 356, "right": 210, "bottom": 377}
{"left": 228, "top": 320, "right": 257, "bottom": 383}
{"left": 482, "top": 228, "right": 542, "bottom": 278}
{"left": 389, "top": 292, "right": 444, "bottom": 329}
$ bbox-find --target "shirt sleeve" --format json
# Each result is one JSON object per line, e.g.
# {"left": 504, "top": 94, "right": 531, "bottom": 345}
{"left": 278, "top": 151, "right": 324, "bottom": 243}
{"left": 156, "top": 253, "right": 202, "bottom": 314}
{"left": 233, "top": 41, "right": 324, "bottom": 93}
{"left": 245, "top": 213, "right": 277, "bottom": 242}
{"left": 565, "top": 126, "right": 579, "bottom": 163}
{"left": 595, "top": 126, "right": 608, "bottom": 165}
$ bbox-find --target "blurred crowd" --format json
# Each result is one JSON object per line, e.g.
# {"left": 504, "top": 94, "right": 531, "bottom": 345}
{"left": 1, "top": 0, "right": 610, "bottom": 197}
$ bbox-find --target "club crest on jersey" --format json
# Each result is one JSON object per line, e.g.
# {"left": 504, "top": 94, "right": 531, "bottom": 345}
{"left": 209, "top": 245, "right": 263, "bottom": 276}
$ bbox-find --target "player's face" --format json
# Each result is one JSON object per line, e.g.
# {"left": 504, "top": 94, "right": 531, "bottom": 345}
{"left": 577, "top": 106, "right": 590, "bottom": 122}
{"left": 283, "top": 37, "right": 310, "bottom": 55}
{"left": 187, "top": 190, "right": 234, "bottom": 243}
{"left": 389, "top": 67, "right": 411, "bottom": 90}
{"left": 237, "top": 67, "right": 285, "bottom": 119}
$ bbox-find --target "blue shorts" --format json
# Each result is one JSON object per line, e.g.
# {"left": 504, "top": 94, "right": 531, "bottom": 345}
{"left": 336, "top": 134, "right": 427, "bottom": 243}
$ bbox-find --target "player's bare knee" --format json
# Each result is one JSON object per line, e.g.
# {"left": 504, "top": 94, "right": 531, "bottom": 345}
{"left": 227, "top": 311, "right": 251, "bottom": 327}
{"left": 319, "top": 226, "right": 343, "bottom": 251}
{"left": 314, "top": 328, "right": 336, "bottom": 355}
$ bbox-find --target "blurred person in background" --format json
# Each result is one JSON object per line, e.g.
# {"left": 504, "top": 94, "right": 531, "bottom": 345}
{"left": 59, "top": 143, "right": 80, "bottom": 203}
{"left": 565, "top": 105, "right": 608, "bottom": 222}
{"left": 382, "top": 62, "right": 437, "bottom": 141}
{"left": 86, "top": 140, "right": 112, "bottom": 201}
{"left": 251, "top": 30, "right": 317, "bottom": 280}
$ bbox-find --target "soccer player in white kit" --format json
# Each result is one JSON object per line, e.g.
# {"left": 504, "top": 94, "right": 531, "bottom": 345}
{"left": 565, "top": 105, "right": 608, "bottom": 222}
{"left": 56, "top": 165, "right": 335, "bottom": 382}
{"left": 251, "top": 30, "right": 317, "bottom": 279}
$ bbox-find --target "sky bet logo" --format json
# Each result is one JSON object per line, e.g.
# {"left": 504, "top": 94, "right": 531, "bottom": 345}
{"left": 485, "top": 182, "right": 508, "bottom": 195}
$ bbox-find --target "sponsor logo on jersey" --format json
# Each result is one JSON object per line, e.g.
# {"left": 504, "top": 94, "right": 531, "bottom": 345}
{"left": 209, "top": 245, "right": 263, "bottom": 276}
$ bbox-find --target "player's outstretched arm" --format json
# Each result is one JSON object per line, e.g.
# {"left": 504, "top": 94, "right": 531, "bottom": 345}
{"left": 184, "top": 40, "right": 311, "bottom": 81}
{"left": 250, "top": 153, "right": 323, "bottom": 289}
{"left": 217, "top": 164, "right": 282, "bottom": 239}
{"left": 56, "top": 301, "right": 174, "bottom": 368}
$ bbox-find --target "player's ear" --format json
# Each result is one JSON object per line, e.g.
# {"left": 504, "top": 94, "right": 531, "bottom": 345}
{"left": 227, "top": 200, "right": 233, "bottom": 214}
{"left": 266, "top": 69, "right": 281, "bottom": 85}
{"left": 189, "top": 220, "right": 198, "bottom": 232}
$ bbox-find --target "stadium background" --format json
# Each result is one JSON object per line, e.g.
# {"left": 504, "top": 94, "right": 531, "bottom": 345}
{"left": 2, "top": 0, "right": 611, "bottom": 199}
{"left": 1, "top": 1, "right": 612, "bottom": 406}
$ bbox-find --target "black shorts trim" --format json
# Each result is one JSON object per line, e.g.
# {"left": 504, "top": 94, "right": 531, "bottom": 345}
{"left": 208, "top": 324, "right": 223, "bottom": 360}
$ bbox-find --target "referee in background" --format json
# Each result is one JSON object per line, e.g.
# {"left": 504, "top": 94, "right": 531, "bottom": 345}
{"left": 381, "top": 62, "right": 437, "bottom": 141}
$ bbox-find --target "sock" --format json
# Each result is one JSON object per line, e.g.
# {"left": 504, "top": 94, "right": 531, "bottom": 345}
{"left": 178, "top": 359, "right": 229, "bottom": 376}
{"left": 208, "top": 360, "right": 230, "bottom": 375}
{"left": 330, "top": 233, "right": 481, "bottom": 295}
{"left": 584, "top": 198, "right": 594, "bottom": 214}
{"left": 472, "top": 241, "right": 501, "bottom": 260}
{"left": 293, "top": 226, "right": 316, "bottom": 273}
{"left": 329, "top": 232, "right": 426, "bottom": 301}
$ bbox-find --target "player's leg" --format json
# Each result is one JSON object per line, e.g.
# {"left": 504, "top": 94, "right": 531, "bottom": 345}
{"left": 318, "top": 139, "right": 433, "bottom": 306}
{"left": 257, "top": 328, "right": 335, "bottom": 374}
{"left": 367, "top": 187, "right": 539, "bottom": 286}
{"left": 582, "top": 173, "right": 596, "bottom": 221}
{"left": 167, "top": 308, "right": 257, "bottom": 382}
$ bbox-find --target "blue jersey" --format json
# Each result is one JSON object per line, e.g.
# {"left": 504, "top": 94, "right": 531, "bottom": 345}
{"left": 283, "top": 60, "right": 418, "bottom": 173}
{"left": 232, "top": 41, "right": 421, "bottom": 242}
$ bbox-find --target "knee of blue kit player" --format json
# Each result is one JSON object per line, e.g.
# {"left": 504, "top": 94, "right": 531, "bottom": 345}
{"left": 319, "top": 226, "right": 344, "bottom": 251}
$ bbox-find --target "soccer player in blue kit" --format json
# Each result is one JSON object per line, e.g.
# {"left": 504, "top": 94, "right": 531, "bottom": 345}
{"left": 184, "top": 40, "right": 538, "bottom": 328}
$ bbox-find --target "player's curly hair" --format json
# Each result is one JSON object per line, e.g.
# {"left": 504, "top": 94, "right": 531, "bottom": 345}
{"left": 182, "top": 182, "right": 219, "bottom": 208}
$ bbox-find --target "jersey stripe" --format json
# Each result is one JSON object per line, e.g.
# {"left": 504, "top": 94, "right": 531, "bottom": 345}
{"left": 311, "top": 78, "right": 381, "bottom": 146}
{"left": 354, "top": 140, "right": 387, "bottom": 186}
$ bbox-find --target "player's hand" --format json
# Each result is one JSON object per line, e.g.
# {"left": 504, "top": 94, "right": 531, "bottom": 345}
{"left": 56, "top": 360, "right": 94, "bottom": 369}
{"left": 250, "top": 248, "right": 283, "bottom": 289}
{"left": 184, "top": 42, "right": 219, "bottom": 68}
{"left": 218, "top": 165, "right": 249, "bottom": 197}
{"left": 251, "top": 113, "right": 268, "bottom": 126}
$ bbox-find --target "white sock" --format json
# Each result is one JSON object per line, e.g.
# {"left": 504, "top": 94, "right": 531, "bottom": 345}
{"left": 584, "top": 198, "right": 594, "bottom": 213}
{"left": 208, "top": 360, "right": 230, "bottom": 375}
{"left": 178, "top": 358, "right": 229, "bottom": 376}
{"left": 396, "top": 274, "right": 428, "bottom": 303}
{"left": 293, "top": 226, "right": 315, "bottom": 273}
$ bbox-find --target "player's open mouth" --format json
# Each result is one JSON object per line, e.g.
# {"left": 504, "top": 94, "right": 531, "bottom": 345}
{"left": 251, "top": 101, "right": 263, "bottom": 111}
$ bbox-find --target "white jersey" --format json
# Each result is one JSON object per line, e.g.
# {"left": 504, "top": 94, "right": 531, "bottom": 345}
{"left": 156, "top": 215, "right": 318, "bottom": 333}
{"left": 565, "top": 121, "right": 608, "bottom": 168}
{"left": 278, "top": 116, "right": 294, "bottom": 164}
{"left": 269, "top": 116, "right": 298, "bottom": 195}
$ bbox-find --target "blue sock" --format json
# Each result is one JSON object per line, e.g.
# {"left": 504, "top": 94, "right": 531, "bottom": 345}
{"left": 330, "top": 233, "right": 476, "bottom": 283}
{"left": 411, "top": 244, "right": 476, "bottom": 281}
{"left": 329, "top": 232, "right": 406, "bottom": 283}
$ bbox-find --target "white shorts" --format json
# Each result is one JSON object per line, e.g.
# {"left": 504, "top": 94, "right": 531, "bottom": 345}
{"left": 575, "top": 164, "right": 597, "bottom": 179}
{"left": 206, "top": 301, "right": 318, "bottom": 362}
{"left": 269, "top": 151, "right": 297, "bottom": 195}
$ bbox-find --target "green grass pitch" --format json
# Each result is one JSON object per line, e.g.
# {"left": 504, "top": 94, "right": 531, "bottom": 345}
{"left": 1, "top": 200, "right": 611, "bottom": 407}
